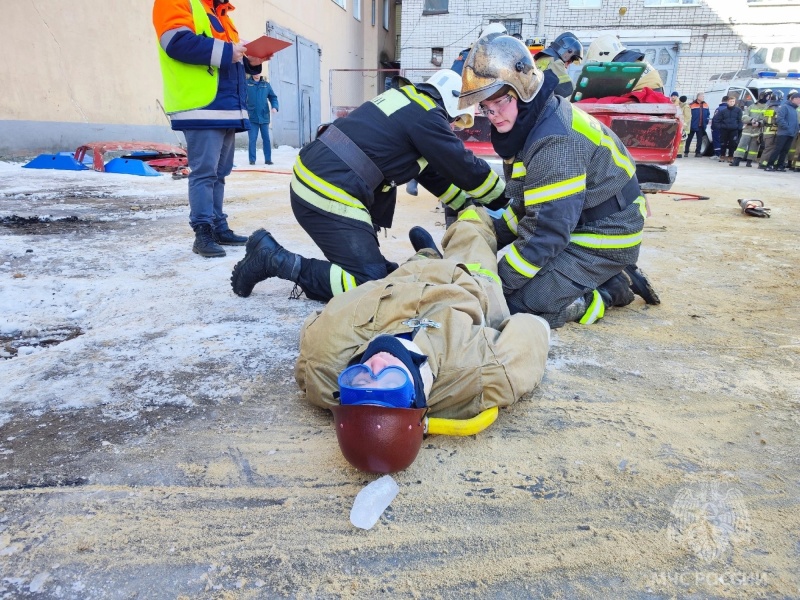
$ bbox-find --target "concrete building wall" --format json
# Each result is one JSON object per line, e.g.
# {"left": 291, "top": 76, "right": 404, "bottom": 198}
{"left": 400, "top": 0, "right": 800, "bottom": 100}
{"left": 0, "top": 0, "right": 395, "bottom": 157}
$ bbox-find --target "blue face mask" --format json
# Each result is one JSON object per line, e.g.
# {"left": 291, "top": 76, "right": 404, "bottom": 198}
{"left": 338, "top": 364, "right": 415, "bottom": 408}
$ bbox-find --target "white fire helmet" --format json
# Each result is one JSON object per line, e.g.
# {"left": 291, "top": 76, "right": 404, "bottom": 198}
{"left": 585, "top": 34, "right": 626, "bottom": 63}
{"left": 426, "top": 69, "right": 475, "bottom": 128}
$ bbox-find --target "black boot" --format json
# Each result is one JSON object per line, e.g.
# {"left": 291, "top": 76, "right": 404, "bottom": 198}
{"left": 230, "top": 229, "right": 302, "bottom": 297}
{"left": 597, "top": 272, "right": 635, "bottom": 307}
{"left": 213, "top": 228, "right": 247, "bottom": 245}
{"left": 623, "top": 265, "right": 661, "bottom": 305}
{"left": 409, "top": 226, "right": 442, "bottom": 258}
{"left": 730, "top": 157, "right": 741, "bottom": 167}
{"left": 193, "top": 224, "right": 226, "bottom": 258}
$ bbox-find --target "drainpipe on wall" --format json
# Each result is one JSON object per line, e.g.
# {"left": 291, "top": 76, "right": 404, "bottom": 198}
{"left": 537, "top": 0, "right": 546, "bottom": 37}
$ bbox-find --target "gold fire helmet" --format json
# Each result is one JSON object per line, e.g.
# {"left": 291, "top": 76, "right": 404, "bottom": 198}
{"left": 458, "top": 34, "right": 544, "bottom": 110}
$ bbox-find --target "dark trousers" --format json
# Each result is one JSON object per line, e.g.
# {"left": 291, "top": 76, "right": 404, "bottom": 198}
{"left": 684, "top": 130, "right": 704, "bottom": 155}
{"left": 767, "top": 135, "right": 794, "bottom": 168}
{"left": 289, "top": 192, "right": 396, "bottom": 301}
{"left": 719, "top": 130, "right": 739, "bottom": 158}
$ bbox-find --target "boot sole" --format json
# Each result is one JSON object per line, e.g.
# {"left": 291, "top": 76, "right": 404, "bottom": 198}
{"left": 624, "top": 266, "right": 661, "bottom": 305}
{"left": 193, "top": 246, "right": 226, "bottom": 258}
{"left": 230, "top": 229, "right": 271, "bottom": 297}
{"left": 215, "top": 239, "right": 247, "bottom": 246}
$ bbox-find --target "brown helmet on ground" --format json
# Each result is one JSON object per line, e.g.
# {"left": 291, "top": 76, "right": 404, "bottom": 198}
{"left": 459, "top": 34, "right": 544, "bottom": 109}
{"left": 331, "top": 404, "right": 427, "bottom": 473}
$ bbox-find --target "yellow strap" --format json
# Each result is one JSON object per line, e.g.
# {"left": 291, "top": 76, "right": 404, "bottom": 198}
{"left": 401, "top": 85, "right": 436, "bottom": 110}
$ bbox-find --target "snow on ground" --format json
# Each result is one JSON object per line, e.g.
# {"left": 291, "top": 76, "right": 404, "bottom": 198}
{"left": 0, "top": 146, "right": 306, "bottom": 421}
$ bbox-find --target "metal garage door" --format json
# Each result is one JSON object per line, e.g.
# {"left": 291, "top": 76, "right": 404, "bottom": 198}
{"left": 265, "top": 22, "right": 321, "bottom": 148}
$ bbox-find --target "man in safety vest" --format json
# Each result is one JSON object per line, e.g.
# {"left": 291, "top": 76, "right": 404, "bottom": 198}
{"left": 732, "top": 90, "right": 771, "bottom": 167}
{"left": 295, "top": 208, "right": 549, "bottom": 473}
{"left": 153, "top": 0, "right": 264, "bottom": 257}
{"left": 459, "top": 34, "right": 660, "bottom": 328}
{"left": 230, "top": 69, "right": 506, "bottom": 302}
{"left": 534, "top": 32, "right": 583, "bottom": 98}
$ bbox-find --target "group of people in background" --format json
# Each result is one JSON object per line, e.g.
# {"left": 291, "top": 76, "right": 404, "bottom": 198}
{"left": 673, "top": 89, "right": 800, "bottom": 172}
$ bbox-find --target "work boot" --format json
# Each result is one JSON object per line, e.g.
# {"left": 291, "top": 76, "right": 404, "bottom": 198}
{"left": 597, "top": 272, "right": 635, "bottom": 308}
{"left": 409, "top": 226, "right": 442, "bottom": 258}
{"left": 623, "top": 265, "right": 661, "bottom": 305}
{"left": 213, "top": 228, "right": 247, "bottom": 246}
{"left": 683, "top": 152, "right": 689, "bottom": 158}
{"left": 730, "top": 157, "right": 741, "bottom": 167}
{"left": 192, "top": 224, "right": 226, "bottom": 258}
{"left": 745, "top": 160, "right": 753, "bottom": 167}
{"left": 230, "top": 229, "right": 302, "bottom": 297}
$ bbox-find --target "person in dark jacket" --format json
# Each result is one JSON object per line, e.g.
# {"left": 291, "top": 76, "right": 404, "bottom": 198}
{"left": 684, "top": 93, "right": 710, "bottom": 157}
{"left": 534, "top": 32, "right": 583, "bottom": 98}
{"left": 458, "top": 34, "right": 659, "bottom": 328}
{"left": 764, "top": 92, "right": 800, "bottom": 171}
{"left": 711, "top": 96, "right": 743, "bottom": 162}
{"left": 245, "top": 73, "right": 279, "bottom": 165}
{"left": 153, "top": 0, "right": 263, "bottom": 258}
{"left": 231, "top": 69, "right": 505, "bottom": 303}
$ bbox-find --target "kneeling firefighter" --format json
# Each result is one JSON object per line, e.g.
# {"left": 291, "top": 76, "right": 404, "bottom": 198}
{"left": 296, "top": 207, "right": 550, "bottom": 473}
{"left": 231, "top": 69, "right": 506, "bottom": 302}
{"left": 459, "top": 33, "right": 660, "bottom": 328}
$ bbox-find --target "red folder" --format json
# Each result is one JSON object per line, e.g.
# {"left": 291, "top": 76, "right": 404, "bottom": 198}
{"left": 245, "top": 36, "right": 292, "bottom": 60}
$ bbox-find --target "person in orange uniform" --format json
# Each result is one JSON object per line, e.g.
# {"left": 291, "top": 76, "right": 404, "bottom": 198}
{"left": 153, "top": 0, "right": 265, "bottom": 257}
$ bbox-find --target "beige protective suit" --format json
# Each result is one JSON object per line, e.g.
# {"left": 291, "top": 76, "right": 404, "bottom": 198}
{"left": 295, "top": 207, "right": 550, "bottom": 420}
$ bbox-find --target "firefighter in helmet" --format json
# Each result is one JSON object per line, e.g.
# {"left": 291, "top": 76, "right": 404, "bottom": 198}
{"left": 296, "top": 208, "right": 550, "bottom": 473}
{"left": 458, "top": 34, "right": 660, "bottom": 328}
{"left": 534, "top": 32, "right": 583, "bottom": 98}
{"left": 585, "top": 34, "right": 664, "bottom": 93}
{"left": 732, "top": 89, "right": 771, "bottom": 167}
{"left": 231, "top": 69, "right": 506, "bottom": 303}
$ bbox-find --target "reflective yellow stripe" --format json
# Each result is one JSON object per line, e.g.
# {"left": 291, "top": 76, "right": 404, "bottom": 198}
{"left": 329, "top": 264, "right": 358, "bottom": 296}
{"left": 600, "top": 136, "right": 635, "bottom": 177}
{"left": 579, "top": 289, "right": 605, "bottom": 325}
{"left": 464, "top": 263, "right": 501, "bottom": 285}
{"left": 293, "top": 157, "right": 366, "bottom": 210}
{"left": 401, "top": 85, "right": 435, "bottom": 110}
{"left": 634, "top": 196, "right": 646, "bottom": 218}
{"left": 502, "top": 207, "right": 518, "bottom": 235}
{"left": 290, "top": 176, "right": 372, "bottom": 225}
{"left": 511, "top": 162, "right": 526, "bottom": 179}
{"left": 417, "top": 157, "right": 428, "bottom": 174}
{"left": 525, "top": 174, "right": 586, "bottom": 205}
{"left": 467, "top": 170, "right": 499, "bottom": 199}
{"left": 458, "top": 208, "right": 481, "bottom": 221}
{"left": 504, "top": 245, "right": 540, "bottom": 278}
{"left": 571, "top": 106, "right": 635, "bottom": 177}
{"left": 439, "top": 184, "right": 460, "bottom": 203}
{"left": 570, "top": 231, "right": 643, "bottom": 249}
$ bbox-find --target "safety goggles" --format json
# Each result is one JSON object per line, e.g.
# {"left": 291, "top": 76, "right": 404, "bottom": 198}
{"left": 338, "top": 364, "right": 415, "bottom": 408}
{"left": 478, "top": 93, "right": 513, "bottom": 117}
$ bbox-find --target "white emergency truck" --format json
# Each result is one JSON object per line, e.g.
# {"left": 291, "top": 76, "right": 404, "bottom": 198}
{"left": 700, "top": 69, "right": 800, "bottom": 155}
